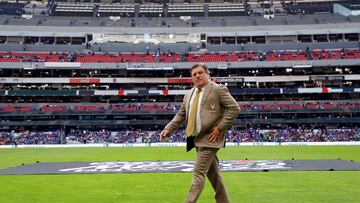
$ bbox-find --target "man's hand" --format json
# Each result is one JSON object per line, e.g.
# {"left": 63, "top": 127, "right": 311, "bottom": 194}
{"left": 208, "top": 127, "right": 222, "bottom": 143}
{"left": 160, "top": 130, "right": 169, "bottom": 141}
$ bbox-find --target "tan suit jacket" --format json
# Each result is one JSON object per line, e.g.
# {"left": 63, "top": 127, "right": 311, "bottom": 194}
{"left": 164, "top": 80, "right": 240, "bottom": 151}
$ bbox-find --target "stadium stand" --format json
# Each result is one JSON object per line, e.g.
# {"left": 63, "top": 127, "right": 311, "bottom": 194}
{"left": 0, "top": 0, "right": 360, "bottom": 145}
{"left": 53, "top": 3, "right": 95, "bottom": 17}
{"left": 97, "top": 4, "right": 135, "bottom": 17}
{"left": 1, "top": 101, "right": 360, "bottom": 113}
{"left": 1, "top": 127, "right": 360, "bottom": 145}
{"left": 167, "top": 4, "right": 204, "bottom": 17}
{"left": 139, "top": 4, "right": 163, "bottom": 18}
{"left": 0, "top": 49, "right": 359, "bottom": 63}
{"left": 208, "top": 3, "right": 246, "bottom": 17}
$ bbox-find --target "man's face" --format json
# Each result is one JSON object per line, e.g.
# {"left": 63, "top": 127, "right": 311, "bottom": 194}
{"left": 191, "top": 66, "right": 209, "bottom": 88}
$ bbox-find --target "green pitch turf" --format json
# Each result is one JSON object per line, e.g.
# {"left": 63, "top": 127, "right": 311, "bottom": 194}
{"left": 0, "top": 146, "right": 359, "bottom": 203}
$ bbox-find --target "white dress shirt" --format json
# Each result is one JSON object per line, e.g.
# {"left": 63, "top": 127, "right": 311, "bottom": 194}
{"left": 189, "top": 87, "right": 204, "bottom": 136}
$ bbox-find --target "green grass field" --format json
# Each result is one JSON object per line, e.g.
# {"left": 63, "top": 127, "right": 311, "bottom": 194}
{"left": 0, "top": 146, "right": 359, "bottom": 203}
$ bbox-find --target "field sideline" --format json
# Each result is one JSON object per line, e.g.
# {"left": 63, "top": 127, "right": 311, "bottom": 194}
{"left": 0, "top": 146, "right": 359, "bottom": 203}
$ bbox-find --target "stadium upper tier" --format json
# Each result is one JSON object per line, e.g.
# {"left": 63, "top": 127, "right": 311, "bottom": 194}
{"left": 1, "top": 49, "right": 359, "bottom": 63}
{"left": 1, "top": 12, "right": 359, "bottom": 55}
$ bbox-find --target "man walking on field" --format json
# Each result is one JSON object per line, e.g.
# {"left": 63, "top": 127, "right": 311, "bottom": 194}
{"left": 160, "top": 63, "right": 240, "bottom": 203}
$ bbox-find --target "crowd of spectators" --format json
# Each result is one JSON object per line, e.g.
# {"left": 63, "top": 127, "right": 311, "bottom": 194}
{"left": 1, "top": 102, "right": 359, "bottom": 113}
{"left": 226, "top": 128, "right": 360, "bottom": 142}
{"left": 239, "top": 101, "right": 360, "bottom": 111}
{"left": 0, "top": 52, "right": 74, "bottom": 62}
{"left": 0, "top": 130, "right": 63, "bottom": 145}
{"left": 1, "top": 48, "right": 359, "bottom": 63}
{"left": 1, "top": 128, "right": 359, "bottom": 145}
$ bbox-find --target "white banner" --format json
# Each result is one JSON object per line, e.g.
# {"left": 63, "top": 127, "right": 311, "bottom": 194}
{"left": 45, "top": 62, "right": 81, "bottom": 68}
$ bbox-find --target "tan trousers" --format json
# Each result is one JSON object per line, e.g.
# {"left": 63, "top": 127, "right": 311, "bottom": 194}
{"left": 184, "top": 147, "right": 230, "bottom": 203}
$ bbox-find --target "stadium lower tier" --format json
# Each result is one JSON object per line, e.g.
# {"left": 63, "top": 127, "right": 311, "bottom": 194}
{"left": 1, "top": 128, "right": 359, "bottom": 145}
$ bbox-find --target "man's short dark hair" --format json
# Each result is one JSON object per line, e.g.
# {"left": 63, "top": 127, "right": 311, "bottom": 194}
{"left": 190, "top": 63, "right": 210, "bottom": 75}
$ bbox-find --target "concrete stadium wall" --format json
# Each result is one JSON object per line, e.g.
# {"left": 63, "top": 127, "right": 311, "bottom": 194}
{"left": 0, "top": 42, "right": 358, "bottom": 53}
{"left": 25, "top": 44, "right": 86, "bottom": 52}
{"left": 0, "top": 44, "right": 24, "bottom": 51}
